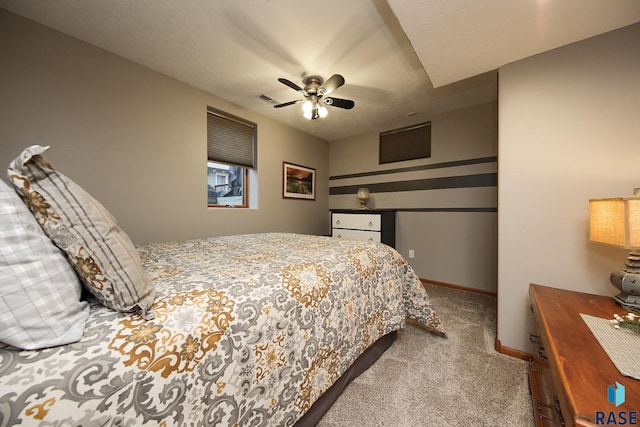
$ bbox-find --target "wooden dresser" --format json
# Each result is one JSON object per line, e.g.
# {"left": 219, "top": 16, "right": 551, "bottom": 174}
{"left": 529, "top": 284, "right": 640, "bottom": 426}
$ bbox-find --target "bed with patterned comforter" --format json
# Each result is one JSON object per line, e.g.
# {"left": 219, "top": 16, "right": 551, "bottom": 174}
{"left": 0, "top": 232, "right": 444, "bottom": 426}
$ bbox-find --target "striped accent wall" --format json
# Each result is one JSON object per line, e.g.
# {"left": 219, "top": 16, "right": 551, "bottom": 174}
{"left": 329, "top": 156, "right": 497, "bottom": 212}
{"left": 328, "top": 101, "right": 498, "bottom": 294}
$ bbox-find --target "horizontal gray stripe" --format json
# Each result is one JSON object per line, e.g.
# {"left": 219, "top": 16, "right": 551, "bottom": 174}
{"left": 329, "top": 156, "right": 497, "bottom": 180}
{"left": 395, "top": 207, "right": 496, "bottom": 213}
{"left": 330, "top": 173, "right": 497, "bottom": 195}
{"left": 330, "top": 207, "right": 497, "bottom": 213}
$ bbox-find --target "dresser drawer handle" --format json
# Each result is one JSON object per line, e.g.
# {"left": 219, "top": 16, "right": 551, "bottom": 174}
{"left": 529, "top": 333, "right": 542, "bottom": 345}
{"left": 537, "top": 399, "right": 552, "bottom": 409}
{"left": 368, "top": 221, "right": 373, "bottom": 227}
{"left": 336, "top": 220, "right": 341, "bottom": 225}
{"left": 553, "top": 394, "right": 565, "bottom": 425}
{"left": 538, "top": 348, "right": 547, "bottom": 360}
{"left": 537, "top": 409, "right": 553, "bottom": 421}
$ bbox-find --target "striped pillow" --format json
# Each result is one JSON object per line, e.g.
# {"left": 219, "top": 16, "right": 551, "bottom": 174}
{"left": 8, "top": 145, "right": 155, "bottom": 319}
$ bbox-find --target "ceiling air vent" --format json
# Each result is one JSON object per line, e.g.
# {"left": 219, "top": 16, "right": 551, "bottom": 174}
{"left": 258, "top": 94, "right": 278, "bottom": 105}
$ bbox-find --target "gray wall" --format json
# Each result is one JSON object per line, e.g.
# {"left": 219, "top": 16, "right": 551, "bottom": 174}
{"left": 330, "top": 102, "right": 498, "bottom": 293}
{"left": 498, "top": 23, "right": 640, "bottom": 353}
{"left": 0, "top": 10, "right": 330, "bottom": 245}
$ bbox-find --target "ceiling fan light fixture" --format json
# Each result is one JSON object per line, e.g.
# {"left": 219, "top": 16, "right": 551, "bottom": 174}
{"left": 303, "top": 109, "right": 313, "bottom": 120}
{"left": 302, "top": 100, "right": 313, "bottom": 113}
{"left": 318, "top": 106, "right": 328, "bottom": 118}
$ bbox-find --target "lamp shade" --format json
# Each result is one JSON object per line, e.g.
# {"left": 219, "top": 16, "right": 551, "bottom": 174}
{"left": 357, "top": 188, "right": 370, "bottom": 200}
{"left": 589, "top": 197, "right": 640, "bottom": 249}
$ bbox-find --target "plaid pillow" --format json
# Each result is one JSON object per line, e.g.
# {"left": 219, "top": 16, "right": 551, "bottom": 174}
{"left": 8, "top": 145, "right": 155, "bottom": 319}
{"left": 0, "top": 179, "right": 90, "bottom": 349}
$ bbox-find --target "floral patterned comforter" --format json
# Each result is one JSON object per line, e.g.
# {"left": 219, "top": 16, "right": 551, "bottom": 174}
{"left": 0, "top": 233, "right": 444, "bottom": 426}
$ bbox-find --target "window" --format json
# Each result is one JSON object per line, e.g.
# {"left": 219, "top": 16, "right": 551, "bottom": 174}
{"left": 379, "top": 122, "right": 431, "bottom": 164}
{"left": 207, "top": 107, "right": 256, "bottom": 207}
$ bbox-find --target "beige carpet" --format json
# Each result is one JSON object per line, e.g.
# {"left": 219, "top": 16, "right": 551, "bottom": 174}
{"left": 316, "top": 283, "right": 535, "bottom": 427}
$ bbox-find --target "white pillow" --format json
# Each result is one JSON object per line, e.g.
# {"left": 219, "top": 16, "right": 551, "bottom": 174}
{"left": 0, "top": 179, "right": 90, "bottom": 350}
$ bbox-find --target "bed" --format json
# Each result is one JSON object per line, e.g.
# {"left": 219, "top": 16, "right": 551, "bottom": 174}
{"left": 0, "top": 146, "right": 445, "bottom": 426}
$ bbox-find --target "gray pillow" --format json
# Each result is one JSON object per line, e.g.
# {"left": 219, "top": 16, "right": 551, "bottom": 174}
{"left": 8, "top": 145, "right": 155, "bottom": 319}
{"left": 0, "top": 179, "right": 90, "bottom": 349}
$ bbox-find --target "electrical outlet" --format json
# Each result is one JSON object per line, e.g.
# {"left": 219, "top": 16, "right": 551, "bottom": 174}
{"left": 408, "top": 250, "right": 415, "bottom": 258}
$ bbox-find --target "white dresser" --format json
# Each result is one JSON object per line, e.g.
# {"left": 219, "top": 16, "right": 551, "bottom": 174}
{"left": 330, "top": 210, "right": 396, "bottom": 248}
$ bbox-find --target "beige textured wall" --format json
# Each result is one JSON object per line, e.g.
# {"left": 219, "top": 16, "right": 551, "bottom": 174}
{"left": 498, "top": 23, "right": 640, "bottom": 353}
{"left": 0, "top": 10, "right": 329, "bottom": 244}
{"left": 330, "top": 102, "right": 498, "bottom": 293}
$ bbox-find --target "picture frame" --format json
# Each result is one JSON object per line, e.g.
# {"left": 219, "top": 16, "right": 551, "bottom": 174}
{"left": 283, "top": 161, "right": 316, "bottom": 200}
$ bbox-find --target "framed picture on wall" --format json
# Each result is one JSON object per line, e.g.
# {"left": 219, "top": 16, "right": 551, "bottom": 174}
{"left": 283, "top": 162, "right": 316, "bottom": 200}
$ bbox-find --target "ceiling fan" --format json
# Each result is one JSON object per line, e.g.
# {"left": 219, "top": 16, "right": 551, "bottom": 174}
{"left": 274, "top": 74, "right": 355, "bottom": 120}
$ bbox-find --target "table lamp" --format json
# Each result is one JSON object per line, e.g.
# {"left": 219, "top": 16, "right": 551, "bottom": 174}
{"left": 357, "top": 187, "right": 370, "bottom": 209}
{"left": 589, "top": 191, "right": 640, "bottom": 309}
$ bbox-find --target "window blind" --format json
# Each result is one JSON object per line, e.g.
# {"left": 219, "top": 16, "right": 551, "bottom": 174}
{"left": 379, "top": 122, "right": 431, "bottom": 164}
{"left": 207, "top": 106, "right": 256, "bottom": 169}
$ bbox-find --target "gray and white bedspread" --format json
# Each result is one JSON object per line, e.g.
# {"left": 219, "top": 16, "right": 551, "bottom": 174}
{"left": 0, "top": 233, "right": 444, "bottom": 426}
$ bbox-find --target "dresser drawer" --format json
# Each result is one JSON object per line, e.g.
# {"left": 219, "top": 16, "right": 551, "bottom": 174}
{"left": 332, "top": 213, "right": 381, "bottom": 231}
{"left": 529, "top": 302, "right": 565, "bottom": 427}
{"left": 332, "top": 228, "right": 381, "bottom": 243}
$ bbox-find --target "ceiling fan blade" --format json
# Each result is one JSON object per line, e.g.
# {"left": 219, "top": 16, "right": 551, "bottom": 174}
{"left": 273, "top": 99, "right": 303, "bottom": 108}
{"left": 318, "top": 74, "right": 345, "bottom": 96}
{"left": 278, "top": 78, "right": 305, "bottom": 93}
{"left": 324, "top": 97, "right": 355, "bottom": 110}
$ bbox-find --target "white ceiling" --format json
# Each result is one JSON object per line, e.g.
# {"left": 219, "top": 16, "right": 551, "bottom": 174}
{"left": 2, "top": 0, "right": 639, "bottom": 142}
{"left": 388, "top": 0, "right": 640, "bottom": 88}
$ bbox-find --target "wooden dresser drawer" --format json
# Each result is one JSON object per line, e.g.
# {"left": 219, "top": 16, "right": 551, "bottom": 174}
{"left": 529, "top": 302, "right": 565, "bottom": 426}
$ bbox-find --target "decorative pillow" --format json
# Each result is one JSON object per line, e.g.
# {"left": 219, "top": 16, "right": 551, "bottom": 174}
{"left": 8, "top": 145, "right": 155, "bottom": 319}
{"left": 0, "top": 179, "right": 90, "bottom": 349}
